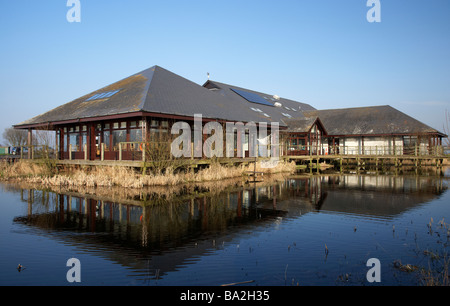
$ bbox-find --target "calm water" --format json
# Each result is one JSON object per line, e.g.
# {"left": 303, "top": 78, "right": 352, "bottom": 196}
{"left": 1, "top": 169, "right": 449, "bottom": 286}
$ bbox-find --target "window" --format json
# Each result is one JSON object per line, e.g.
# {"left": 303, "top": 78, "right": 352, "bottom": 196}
{"left": 403, "top": 136, "right": 418, "bottom": 146}
{"left": 69, "top": 133, "right": 79, "bottom": 151}
{"left": 129, "top": 129, "right": 142, "bottom": 142}
{"left": 103, "top": 130, "right": 110, "bottom": 150}
{"left": 151, "top": 119, "right": 159, "bottom": 127}
{"left": 112, "top": 130, "right": 126, "bottom": 151}
{"left": 111, "top": 121, "right": 127, "bottom": 151}
{"left": 81, "top": 133, "right": 87, "bottom": 151}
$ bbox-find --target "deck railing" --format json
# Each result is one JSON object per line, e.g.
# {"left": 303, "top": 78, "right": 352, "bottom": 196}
{"left": 7, "top": 143, "right": 448, "bottom": 162}
{"left": 8, "top": 145, "right": 56, "bottom": 160}
{"left": 284, "top": 144, "right": 447, "bottom": 157}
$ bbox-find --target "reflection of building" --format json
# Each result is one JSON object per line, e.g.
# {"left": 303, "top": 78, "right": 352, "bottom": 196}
{"left": 13, "top": 183, "right": 290, "bottom": 279}
{"left": 12, "top": 174, "right": 447, "bottom": 278}
{"left": 313, "top": 175, "right": 447, "bottom": 217}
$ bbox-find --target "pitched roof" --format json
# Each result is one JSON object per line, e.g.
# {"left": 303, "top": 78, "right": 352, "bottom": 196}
{"left": 203, "top": 80, "right": 316, "bottom": 126}
{"left": 15, "top": 68, "right": 153, "bottom": 128}
{"left": 283, "top": 117, "right": 327, "bottom": 134}
{"left": 16, "top": 66, "right": 316, "bottom": 128}
{"left": 14, "top": 66, "right": 446, "bottom": 139}
{"left": 304, "top": 105, "right": 446, "bottom": 136}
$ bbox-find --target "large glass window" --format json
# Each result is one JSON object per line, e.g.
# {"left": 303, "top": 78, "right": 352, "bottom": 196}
{"left": 81, "top": 133, "right": 87, "bottom": 151}
{"left": 129, "top": 129, "right": 143, "bottom": 142}
{"left": 103, "top": 130, "right": 110, "bottom": 150}
{"left": 69, "top": 133, "right": 79, "bottom": 151}
{"left": 112, "top": 130, "right": 126, "bottom": 151}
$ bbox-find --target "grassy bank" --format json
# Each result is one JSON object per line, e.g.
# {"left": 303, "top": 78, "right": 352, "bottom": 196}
{"left": 0, "top": 159, "right": 296, "bottom": 188}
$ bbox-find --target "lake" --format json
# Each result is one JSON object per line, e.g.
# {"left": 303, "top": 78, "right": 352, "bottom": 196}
{"left": 1, "top": 168, "right": 449, "bottom": 286}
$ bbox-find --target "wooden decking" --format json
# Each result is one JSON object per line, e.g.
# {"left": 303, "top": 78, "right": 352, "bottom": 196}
{"left": 286, "top": 154, "right": 448, "bottom": 172}
{"left": 7, "top": 143, "right": 449, "bottom": 172}
{"left": 46, "top": 153, "right": 448, "bottom": 173}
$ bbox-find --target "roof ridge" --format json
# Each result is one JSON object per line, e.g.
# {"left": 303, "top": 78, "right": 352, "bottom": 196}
{"left": 135, "top": 66, "right": 158, "bottom": 110}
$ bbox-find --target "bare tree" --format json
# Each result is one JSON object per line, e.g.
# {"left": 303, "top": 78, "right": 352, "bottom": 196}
{"left": 2, "top": 128, "right": 27, "bottom": 147}
{"left": 34, "top": 129, "right": 56, "bottom": 148}
{"left": 144, "top": 132, "right": 190, "bottom": 174}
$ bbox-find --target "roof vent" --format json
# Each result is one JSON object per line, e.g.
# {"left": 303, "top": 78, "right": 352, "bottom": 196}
{"left": 273, "top": 95, "right": 280, "bottom": 100}
{"left": 274, "top": 102, "right": 282, "bottom": 107}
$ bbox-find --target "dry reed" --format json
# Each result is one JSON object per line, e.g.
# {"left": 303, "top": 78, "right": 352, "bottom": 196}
{"left": 0, "top": 159, "right": 296, "bottom": 189}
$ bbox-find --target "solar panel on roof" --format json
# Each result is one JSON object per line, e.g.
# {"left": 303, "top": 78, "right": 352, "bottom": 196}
{"left": 230, "top": 88, "right": 273, "bottom": 107}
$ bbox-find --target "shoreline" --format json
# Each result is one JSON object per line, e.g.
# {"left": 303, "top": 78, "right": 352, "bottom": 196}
{"left": 1, "top": 158, "right": 448, "bottom": 191}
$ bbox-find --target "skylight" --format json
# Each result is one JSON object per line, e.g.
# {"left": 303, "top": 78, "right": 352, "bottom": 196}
{"left": 85, "top": 89, "right": 121, "bottom": 102}
{"left": 250, "top": 107, "right": 263, "bottom": 112}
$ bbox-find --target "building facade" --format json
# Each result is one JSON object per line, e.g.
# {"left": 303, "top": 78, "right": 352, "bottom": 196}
{"left": 14, "top": 66, "right": 447, "bottom": 160}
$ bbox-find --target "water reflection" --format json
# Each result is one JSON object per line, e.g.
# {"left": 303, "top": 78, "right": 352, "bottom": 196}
{"left": 9, "top": 172, "right": 448, "bottom": 282}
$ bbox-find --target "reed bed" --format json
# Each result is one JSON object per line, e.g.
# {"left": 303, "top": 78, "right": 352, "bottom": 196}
{"left": 0, "top": 159, "right": 296, "bottom": 189}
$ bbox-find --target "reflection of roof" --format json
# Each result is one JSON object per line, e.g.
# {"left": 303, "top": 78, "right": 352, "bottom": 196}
{"left": 304, "top": 105, "right": 446, "bottom": 136}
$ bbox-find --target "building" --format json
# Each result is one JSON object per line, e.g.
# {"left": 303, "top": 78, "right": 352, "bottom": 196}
{"left": 13, "top": 65, "right": 447, "bottom": 161}
{"left": 303, "top": 106, "right": 446, "bottom": 156}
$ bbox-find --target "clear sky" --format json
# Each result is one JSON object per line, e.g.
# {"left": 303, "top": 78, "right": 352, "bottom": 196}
{"left": 0, "top": 0, "right": 449, "bottom": 144}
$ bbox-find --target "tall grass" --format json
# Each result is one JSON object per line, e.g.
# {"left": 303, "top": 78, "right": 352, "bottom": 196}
{"left": 0, "top": 160, "right": 50, "bottom": 179}
{"left": 0, "top": 159, "right": 296, "bottom": 189}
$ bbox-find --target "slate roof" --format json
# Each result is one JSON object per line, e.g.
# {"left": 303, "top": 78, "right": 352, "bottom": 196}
{"left": 303, "top": 105, "right": 446, "bottom": 136}
{"left": 13, "top": 66, "right": 446, "bottom": 139}
{"left": 14, "top": 66, "right": 316, "bottom": 129}
{"left": 203, "top": 80, "right": 316, "bottom": 125}
{"left": 281, "top": 117, "right": 323, "bottom": 133}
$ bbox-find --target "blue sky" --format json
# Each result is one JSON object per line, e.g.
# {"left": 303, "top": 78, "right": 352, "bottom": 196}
{"left": 0, "top": 0, "right": 449, "bottom": 143}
